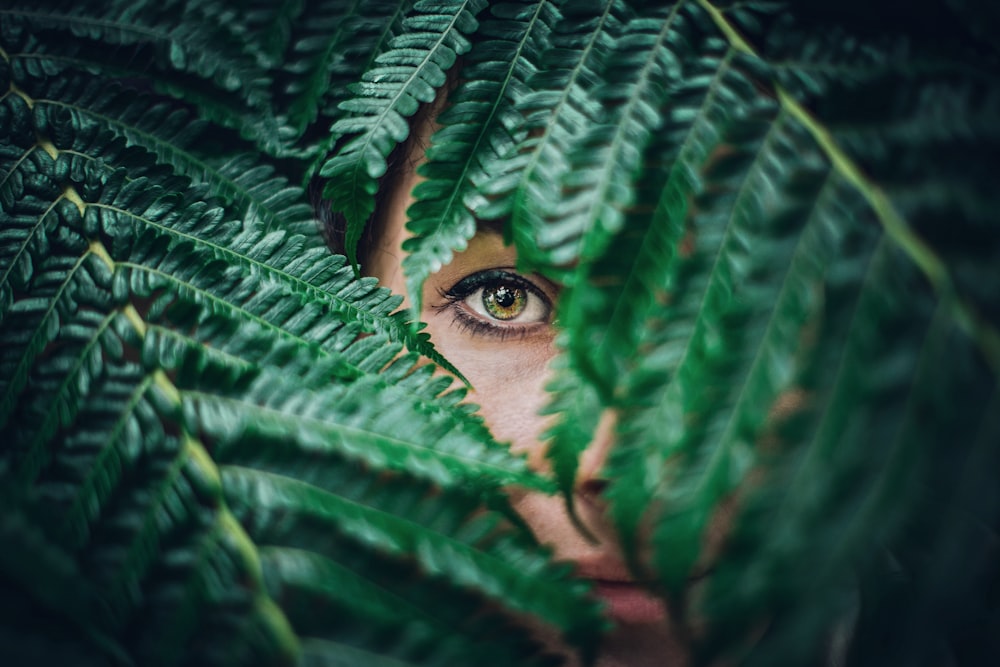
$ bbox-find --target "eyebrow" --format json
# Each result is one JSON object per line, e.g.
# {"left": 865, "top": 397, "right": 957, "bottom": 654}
{"left": 468, "top": 222, "right": 562, "bottom": 295}
{"left": 475, "top": 218, "right": 506, "bottom": 237}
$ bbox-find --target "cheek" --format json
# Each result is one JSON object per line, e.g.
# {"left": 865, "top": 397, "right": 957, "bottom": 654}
{"left": 434, "top": 334, "right": 557, "bottom": 469}
{"left": 469, "top": 372, "right": 552, "bottom": 467}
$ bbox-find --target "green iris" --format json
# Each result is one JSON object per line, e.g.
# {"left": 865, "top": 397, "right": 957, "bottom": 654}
{"left": 482, "top": 284, "right": 527, "bottom": 320}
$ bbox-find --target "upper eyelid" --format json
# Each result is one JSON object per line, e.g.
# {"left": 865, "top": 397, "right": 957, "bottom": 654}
{"left": 441, "top": 268, "right": 554, "bottom": 306}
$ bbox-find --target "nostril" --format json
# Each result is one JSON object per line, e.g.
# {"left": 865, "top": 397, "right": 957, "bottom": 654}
{"left": 577, "top": 476, "right": 609, "bottom": 508}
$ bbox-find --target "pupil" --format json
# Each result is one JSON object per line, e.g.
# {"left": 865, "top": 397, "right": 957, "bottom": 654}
{"left": 494, "top": 287, "right": 515, "bottom": 308}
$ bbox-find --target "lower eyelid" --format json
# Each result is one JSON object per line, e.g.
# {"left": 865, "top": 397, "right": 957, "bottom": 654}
{"left": 449, "top": 307, "right": 546, "bottom": 341}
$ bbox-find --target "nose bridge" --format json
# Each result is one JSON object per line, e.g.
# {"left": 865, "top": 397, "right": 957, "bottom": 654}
{"left": 576, "top": 408, "right": 617, "bottom": 487}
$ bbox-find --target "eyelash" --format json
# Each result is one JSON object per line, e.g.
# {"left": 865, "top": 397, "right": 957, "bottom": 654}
{"left": 435, "top": 269, "right": 553, "bottom": 340}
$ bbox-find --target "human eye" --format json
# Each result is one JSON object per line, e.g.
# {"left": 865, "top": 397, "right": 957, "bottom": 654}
{"left": 437, "top": 269, "right": 554, "bottom": 339}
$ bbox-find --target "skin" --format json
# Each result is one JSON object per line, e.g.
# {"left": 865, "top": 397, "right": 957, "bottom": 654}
{"left": 367, "top": 113, "right": 688, "bottom": 667}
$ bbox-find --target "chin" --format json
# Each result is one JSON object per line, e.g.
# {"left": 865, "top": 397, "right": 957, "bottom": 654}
{"left": 594, "top": 618, "right": 688, "bottom": 667}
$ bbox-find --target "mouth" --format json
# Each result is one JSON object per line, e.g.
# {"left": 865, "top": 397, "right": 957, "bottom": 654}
{"left": 575, "top": 562, "right": 668, "bottom": 625}
{"left": 589, "top": 579, "right": 668, "bottom": 625}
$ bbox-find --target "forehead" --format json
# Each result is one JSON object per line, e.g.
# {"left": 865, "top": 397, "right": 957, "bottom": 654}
{"left": 428, "top": 228, "right": 517, "bottom": 280}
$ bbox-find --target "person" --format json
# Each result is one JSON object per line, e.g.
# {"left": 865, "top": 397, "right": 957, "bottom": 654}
{"left": 320, "top": 89, "right": 688, "bottom": 667}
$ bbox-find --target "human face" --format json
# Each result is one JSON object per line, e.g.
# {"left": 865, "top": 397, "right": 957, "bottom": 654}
{"left": 367, "top": 120, "right": 687, "bottom": 667}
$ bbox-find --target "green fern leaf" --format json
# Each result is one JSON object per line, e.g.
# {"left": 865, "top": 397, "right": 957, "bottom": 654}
{"left": 6, "top": 3, "right": 998, "bottom": 665}
{"left": 319, "top": 0, "right": 487, "bottom": 270}
{"left": 401, "top": 0, "right": 557, "bottom": 315}
{"left": 478, "top": 0, "right": 630, "bottom": 274}
{"left": 224, "top": 466, "right": 601, "bottom": 649}
{"left": 599, "top": 3, "right": 1000, "bottom": 661}
{"left": 538, "top": 4, "right": 706, "bottom": 516}
{"left": 280, "top": 0, "right": 410, "bottom": 139}
{"left": 19, "top": 75, "right": 208, "bottom": 180}
{"left": 191, "top": 369, "right": 547, "bottom": 492}
{"left": 542, "top": 3, "right": 690, "bottom": 269}
{"left": 297, "top": 0, "right": 411, "bottom": 167}
{"left": 0, "top": 247, "right": 98, "bottom": 427}
{"left": 0, "top": 7, "right": 285, "bottom": 155}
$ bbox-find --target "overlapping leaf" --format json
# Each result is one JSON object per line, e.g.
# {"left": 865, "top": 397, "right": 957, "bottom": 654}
{"left": 319, "top": 0, "right": 487, "bottom": 270}
{"left": 478, "top": 0, "right": 631, "bottom": 274}
{"left": 3, "top": 2, "right": 1000, "bottom": 666}
{"left": 401, "top": 0, "right": 560, "bottom": 314}
{"left": 0, "top": 10, "right": 604, "bottom": 665}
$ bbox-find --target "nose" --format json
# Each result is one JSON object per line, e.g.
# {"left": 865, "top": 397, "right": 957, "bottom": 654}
{"left": 575, "top": 409, "right": 616, "bottom": 502}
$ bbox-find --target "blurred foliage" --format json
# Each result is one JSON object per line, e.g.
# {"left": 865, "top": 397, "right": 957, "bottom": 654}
{"left": 1, "top": 1, "right": 998, "bottom": 666}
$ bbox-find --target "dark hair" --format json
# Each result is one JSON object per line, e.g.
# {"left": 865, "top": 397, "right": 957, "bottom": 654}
{"left": 309, "top": 138, "right": 411, "bottom": 269}
{"left": 311, "top": 70, "right": 458, "bottom": 271}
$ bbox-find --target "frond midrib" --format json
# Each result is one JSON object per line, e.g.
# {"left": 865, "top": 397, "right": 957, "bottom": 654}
{"left": 568, "top": 2, "right": 683, "bottom": 260}
{"left": 513, "top": 0, "right": 616, "bottom": 207}
{"left": 698, "top": 0, "right": 1000, "bottom": 375}
{"left": 94, "top": 203, "right": 403, "bottom": 339}
{"left": 592, "top": 48, "right": 736, "bottom": 361}
{"left": 0, "top": 188, "right": 63, "bottom": 291}
{"left": 404, "top": 0, "right": 552, "bottom": 312}
{"left": 187, "top": 390, "right": 529, "bottom": 481}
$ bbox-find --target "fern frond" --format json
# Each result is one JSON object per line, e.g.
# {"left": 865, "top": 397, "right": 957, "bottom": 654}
{"left": 0, "top": 246, "right": 99, "bottom": 427}
{"left": 0, "top": 1, "right": 272, "bottom": 114}
{"left": 296, "top": 0, "right": 412, "bottom": 165}
{"left": 577, "top": 44, "right": 740, "bottom": 389}
{"left": 278, "top": 0, "right": 410, "bottom": 140}
{"left": 75, "top": 165, "right": 462, "bottom": 378}
{"left": 611, "top": 100, "right": 849, "bottom": 592}
{"left": 585, "top": 4, "right": 1000, "bottom": 661}
{"left": 3, "top": 307, "right": 131, "bottom": 490}
{"left": 538, "top": 4, "right": 710, "bottom": 510}
{"left": 0, "top": 153, "right": 68, "bottom": 319}
{"left": 224, "top": 466, "right": 601, "bottom": 647}
{"left": 697, "top": 240, "right": 997, "bottom": 665}
{"left": 123, "top": 490, "right": 299, "bottom": 667}
{"left": 187, "top": 0, "right": 306, "bottom": 68}
{"left": 545, "top": 42, "right": 745, "bottom": 555}
{"left": 401, "top": 0, "right": 558, "bottom": 315}
{"left": 18, "top": 75, "right": 208, "bottom": 178}
{"left": 266, "top": 543, "right": 564, "bottom": 667}
{"left": 189, "top": 370, "right": 546, "bottom": 492}
{"left": 206, "top": 154, "right": 318, "bottom": 235}
{"left": 479, "top": 0, "right": 630, "bottom": 274}
{"left": 543, "top": 3, "right": 693, "bottom": 269}
{"left": 319, "top": 0, "right": 487, "bottom": 270}
{"left": 51, "top": 367, "right": 163, "bottom": 551}
{"left": 700, "top": 0, "right": 1000, "bottom": 371}
{"left": 2, "top": 5, "right": 614, "bottom": 666}
{"left": 6, "top": 3, "right": 997, "bottom": 665}
{"left": 11, "top": 79, "right": 316, "bottom": 251}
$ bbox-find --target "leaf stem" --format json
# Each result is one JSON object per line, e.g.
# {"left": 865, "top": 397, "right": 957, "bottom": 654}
{"left": 697, "top": 0, "right": 1000, "bottom": 375}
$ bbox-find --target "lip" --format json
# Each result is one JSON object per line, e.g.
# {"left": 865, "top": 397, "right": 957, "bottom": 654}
{"left": 575, "top": 562, "right": 668, "bottom": 625}
{"left": 590, "top": 579, "right": 668, "bottom": 624}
